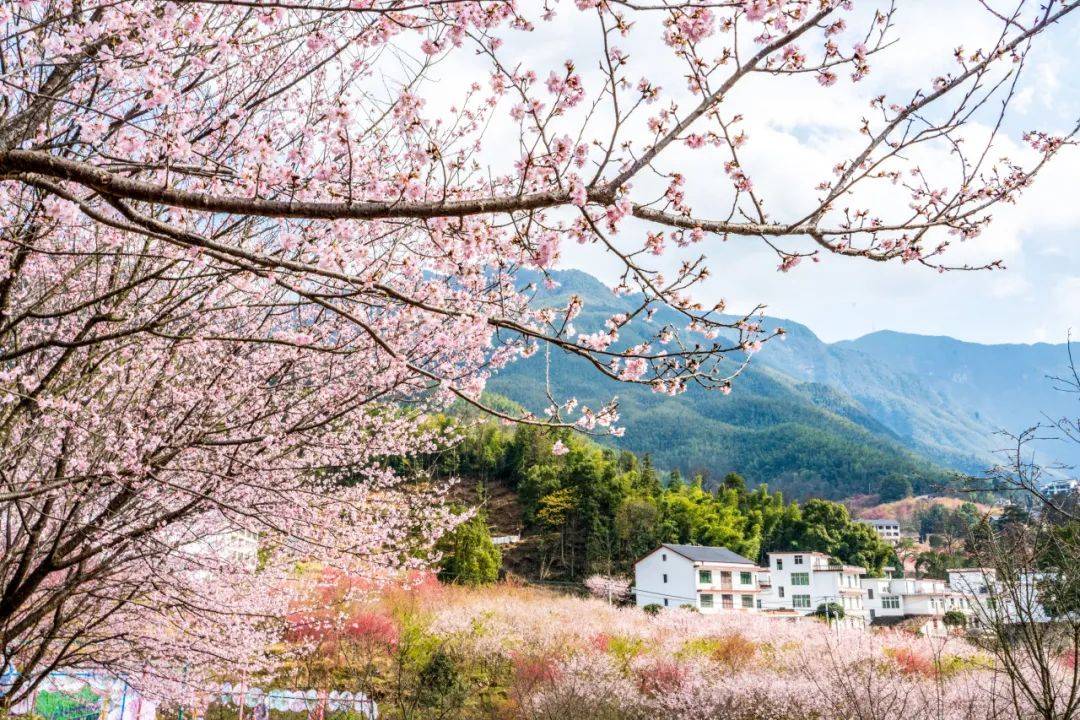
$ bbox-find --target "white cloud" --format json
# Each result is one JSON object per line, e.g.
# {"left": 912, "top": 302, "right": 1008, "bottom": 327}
{"left": 408, "top": 0, "right": 1080, "bottom": 344}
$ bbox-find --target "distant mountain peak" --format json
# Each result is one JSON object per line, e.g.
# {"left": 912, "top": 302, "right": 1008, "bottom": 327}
{"left": 489, "top": 268, "right": 1078, "bottom": 493}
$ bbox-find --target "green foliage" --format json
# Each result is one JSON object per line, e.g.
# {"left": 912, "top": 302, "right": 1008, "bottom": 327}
{"left": 878, "top": 475, "right": 914, "bottom": 503}
{"left": 642, "top": 603, "right": 662, "bottom": 616}
{"left": 436, "top": 514, "right": 501, "bottom": 586}
{"left": 914, "top": 550, "right": 969, "bottom": 579}
{"left": 1035, "top": 521, "right": 1080, "bottom": 616}
{"left": 416, "top": 649, "right": 465, "bottom": 708}
{"left": 942, "top": 610, "right": 967, "bottom": 628}
{"left": 426, "top": 418, "right": 896, "bottom": 579}
{"left": 812, "top": 602, "right": 845, "bottom": 621}
{"left": 762, "top": 499, "right": 896, "bottom": 575}
{"left": 34, "top": 689, "right": 99, "bottom": 720}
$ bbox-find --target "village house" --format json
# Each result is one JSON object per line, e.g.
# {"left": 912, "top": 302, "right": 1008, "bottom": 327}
{"left": 763, "top": 551, "right": 868, "bottom": 627}
{"left": 857, "top": 518, "right": 904, "bottom": 544}
{"left": 864, "top": 575, "right": 972, "bottom": 636}
{"left": 633, "top": 544, "right": 763, "bottom": 612}
{"left": 633, "top": 544, "right": 1054, "bottom": 636}
{"left": 946, "top": 568, "right": 997, "bottom": 596}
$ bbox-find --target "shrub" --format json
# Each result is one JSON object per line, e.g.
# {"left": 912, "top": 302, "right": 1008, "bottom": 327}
{"left": 436, "top": 514, "right": 501, "bottom": 586}
{"left": 680, "top": 633, "right": 759, "bottom": 671}
{"left": 642, "top": 604, "right": 662, "bottom": 615}
{"left": 812, "top": 602, "right": 845, "bottom": 620}
{"left": 942, "top": 609, "right": 967, "bottom": 628}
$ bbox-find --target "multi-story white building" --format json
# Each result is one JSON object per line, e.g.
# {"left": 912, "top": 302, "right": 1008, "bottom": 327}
{"left": 882, "top": 577, "right": 968, "bottom": 616}
{"left": 636, "top": 545, "right": 1056, "bottom": 635}
{"left": 763, "top": 551, "right": 867, "bottom": 627}
{"left": 1042, "top": 479, "right": 1078, "bottom": 496}
{"left": 858, "top": 518, "right": 903, "bottom": 544}
{"left": 634, "top": 544, "right": 763, "bottom": 613}
{"left": 865, "top": 573, "right": 976, "bottom": 636}
{"left": 863, "top": 577, "right": 905, "bottom": 621}
{"left": 946, "top": 568, "right": 997, "bottom": 597}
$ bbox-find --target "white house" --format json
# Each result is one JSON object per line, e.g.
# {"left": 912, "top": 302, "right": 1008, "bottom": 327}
{"left": 863, "top": 577, "right": 904, "bottom": 621}
{"left": 886, "top": 577, "right": 961, "bottom": 616}
{"left": 858, "top": 518, "right": 903, "bottom": 544}
{"left": 946, "top": 568, "right": 997, "bottom": 597}
{"left": 864, "top": 573, "right": 977, "bottom": 636}
{"left": 634, "top": 544, "right": 763, "bottom": 613}
{"left": 763, "top": 551, "right": 867, "bottom": 627}
{"left": 184, "top": 528, "right": 259, "bottom": 573}
{"left": 1042, "top": 479, "right": 1078, "bottom": 496}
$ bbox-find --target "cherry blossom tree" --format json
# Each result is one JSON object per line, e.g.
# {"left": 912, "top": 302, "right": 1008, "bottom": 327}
{"left": 584, "top": 574, "right": 631, "bottom": 603}
{"left": 0, "top": 0, "right": 1075, "bottom": 709}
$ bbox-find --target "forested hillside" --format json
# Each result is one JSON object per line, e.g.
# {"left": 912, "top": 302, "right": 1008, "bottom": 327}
{"left": 487, "top": 271, "right": 956, "bottom": 500}
{"left": 418, "top": 417, "right": 899, "bottom": 581}
{"left": 487, "top": 270, "right": 1074, "bottom": 499}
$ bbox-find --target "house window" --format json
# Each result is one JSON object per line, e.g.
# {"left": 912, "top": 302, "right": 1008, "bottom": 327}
{"left": 776, "top": 558, "right": 783, "bottom": 570}
{"left": 791, "top": 572, "right": 809, "bottom": 586}
{"left": 793, "top": 594, "right": 811, "bottom": 609}
{"left": 664, "top": 598, "right": 669, "bottom": 606}
{"left": 794, "top": 555, "right": 804, "bottom": 565}
{"left": 700, "top": 594, "right": 714, "bottom": 608}
{"left": 778, "top": 586, "right": 785, "bottom": 598}
{"left": 740, "top": 571, "right": 752, "bottom": 585}
{"left": 662, "top": 573, "right": 668, "bottom": 584}
{"left": 699, "top": 569, "right": 712, "bottom": 584}
{"left": 868, "top": 588, "right": 874, "bottom": 600}
{"left": 722, "top": 594, "right": 734, "bottom": 609}
{"left": 741, "top": 594, "right": 754, "bottom": 609}
{"left": 882, "top": 596, "right": 900, "bottom": 609}
{"left": 662, "top": 553, "right": 667, "bottom": 561}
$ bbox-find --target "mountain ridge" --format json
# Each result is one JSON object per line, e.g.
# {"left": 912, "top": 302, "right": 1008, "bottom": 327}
{"left": 486, "top": 270, "right": 1077, "bottom": 499}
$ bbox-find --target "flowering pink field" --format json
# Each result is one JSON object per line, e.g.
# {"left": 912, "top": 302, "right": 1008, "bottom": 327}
{"left": 361, "top": 582, "right": 1027, "bottom": 720}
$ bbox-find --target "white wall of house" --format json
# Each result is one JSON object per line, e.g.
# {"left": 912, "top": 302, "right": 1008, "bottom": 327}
{"left": 694, "top": 563, "right": 760, "bottom": 612}
{"left": 634, "top": 546, "right": 763, "bottom": 613}
{"left": 638, "top": 548, "right": 1055, "bottom": 632}
{"left": 947, "top": 568, "right": 996, "bottom": 596}
{"left": 864, "top": 577, "right": 904, "bottom": 620}
{"left": 763, "top": 552, "right": 866, "bottom": 627}
{"left": 859, "top": 519, "right": 902, "bottom": 544}
{"left": 634, "top": 547, "right": 696, "bottom": 610}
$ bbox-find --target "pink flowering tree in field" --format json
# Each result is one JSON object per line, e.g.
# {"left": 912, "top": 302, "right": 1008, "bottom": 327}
{"left": 0, "top": 0, "right": 1075, "bottom": 708}
{"left": 584, "top": 574, "right": 632, "bottom": 603}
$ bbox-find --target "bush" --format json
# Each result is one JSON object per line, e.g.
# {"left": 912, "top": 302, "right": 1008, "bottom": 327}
{"left": 942, "top": 609, "right": 967, "bottom": 628}
{"left": 436, "top": 513, "right": 501, "bottom": 585}
{"left": 643, "top": 603, "right": 662, "bottom": 615}
{"left": 812, "top": 602, "right": 845, "bottom": 621}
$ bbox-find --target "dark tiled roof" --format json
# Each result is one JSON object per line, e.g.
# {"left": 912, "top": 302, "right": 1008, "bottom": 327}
{"left": 661, "top": 544, "right": 756, "bottom": 565}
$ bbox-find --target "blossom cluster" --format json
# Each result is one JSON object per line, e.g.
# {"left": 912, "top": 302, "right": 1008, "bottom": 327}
{"left": 271, "top": 580, "right": 1068, "bottom": 720}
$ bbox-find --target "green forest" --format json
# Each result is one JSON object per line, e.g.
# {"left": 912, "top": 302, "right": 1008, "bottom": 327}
{"left": 415, "top": 418, "right": 900, "bottom": 580}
